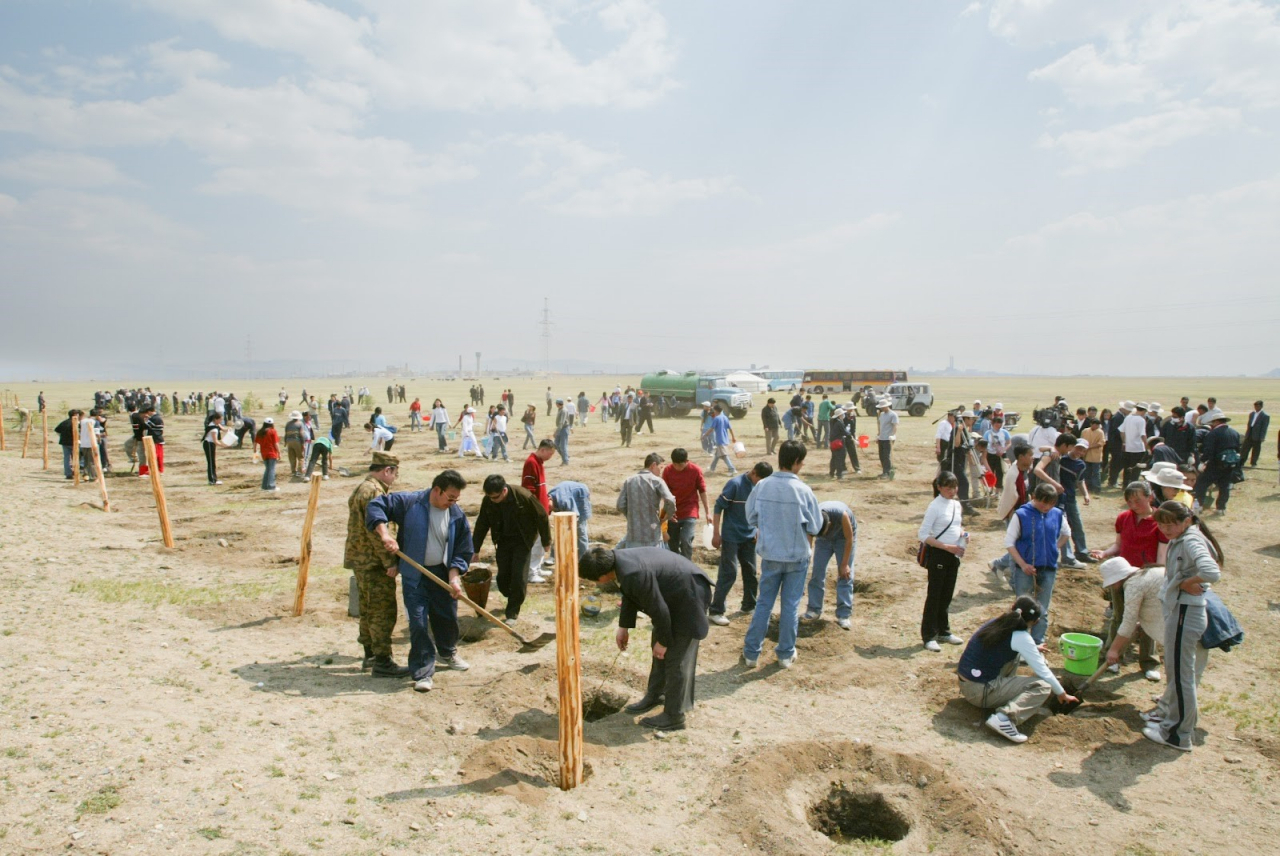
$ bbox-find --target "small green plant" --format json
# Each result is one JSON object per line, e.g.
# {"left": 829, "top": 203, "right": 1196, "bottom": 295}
{"left": 76, "top": 785, "right": 122, "bottom": 817}
{"left": 196, "top": 826, "right": 224, "bottom": 840}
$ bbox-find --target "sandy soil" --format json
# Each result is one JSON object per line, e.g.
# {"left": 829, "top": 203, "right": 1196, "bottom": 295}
{"left": 1, "top": 375, "right": 1278, "bottom": 856}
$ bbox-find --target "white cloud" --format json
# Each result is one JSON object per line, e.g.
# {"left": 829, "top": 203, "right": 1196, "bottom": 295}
{"left": 0, "top": 151, "right": 127, "bottom": 187}
{"left": 1037, "top": 102, "right": 1241, "bottom": 170}
{"left": 145, "top": 0, "right": 678, "bottom": 111}
{"left": 508, "top": 133, "right": 734, "bottom": 216}
{"left": 146, "top": 41, "right": 230, "bottom": 80}
{"left": 960, "top": 2, "right": 985, "bottom": 18}
{"left": 993, "top": 0, "right": 1280, "bottom": 170}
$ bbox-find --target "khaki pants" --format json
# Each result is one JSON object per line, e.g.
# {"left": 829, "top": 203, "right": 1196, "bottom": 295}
{"left": 959, "top": 659, "right": 1051, "bottom": 724}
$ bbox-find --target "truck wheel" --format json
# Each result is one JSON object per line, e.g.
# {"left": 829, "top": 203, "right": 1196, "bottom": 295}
{"left": 673, "top": 407, "right": 692, "bottom": 417}
{"left": 730, "top": 408, "right": 748, "bottom": 420}
{"left": 908, "top": 403, "right": 927, "bottom": 418}
{"left": 811, "top": 385, "right": 824, "bottom": 394}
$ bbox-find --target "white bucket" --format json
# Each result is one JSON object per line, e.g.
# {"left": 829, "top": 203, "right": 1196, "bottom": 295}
{"left": 732, "top": 441, "right": 746, "bottom": 455}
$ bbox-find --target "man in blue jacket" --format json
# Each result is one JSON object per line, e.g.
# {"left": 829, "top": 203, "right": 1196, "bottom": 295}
{"left": 367, "top": 469, "right": 475, "bottom": 693}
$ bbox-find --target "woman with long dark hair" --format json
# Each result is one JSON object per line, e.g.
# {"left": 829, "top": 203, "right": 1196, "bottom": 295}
{"left": 918, "top": 471, "right": 966, "bottom": 652}
{"left": 1143, "top": 501, "right": 1223, "bottom": 752}
{"left": 957, "top": 596, "right": 1078, "bottom": 744}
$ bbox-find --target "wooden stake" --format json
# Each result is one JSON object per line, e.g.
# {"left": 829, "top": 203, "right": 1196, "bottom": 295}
{"left": 293, "top": 473, "right": 323, "bottom": 616}
{"left": 21, "top": 418, "right": 31, "bottom": 458}
{"left": 71, "top": 415, "right": 80, "bottom": 485}
{"left": 0, "top": 404, "right": 6, "bottom": 451}
{"left": 553, "top": 511, "right": 583, "bottom": 791}
{"left": 143, "top": 436, "right": 174, "bottom": 547}
{"left": 90, "top": 441, "right": 110, "bottom": 512}
{"left": 42, "top": 410, "right": 48, "bottom": 471}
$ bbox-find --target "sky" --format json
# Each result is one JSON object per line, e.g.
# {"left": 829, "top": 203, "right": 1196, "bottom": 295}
{"left": 1, "top": 0, "right": 1278, "bottom": 379}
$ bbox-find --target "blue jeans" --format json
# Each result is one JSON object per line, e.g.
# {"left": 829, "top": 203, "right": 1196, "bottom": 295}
{"left": 409, "top": 411, "right": 422, "bottom": 431}
{"left": 554, "top": 427, "right": 569, "bottom": 464}
{"left": 1011, "top": 566, "right": 1056, "bottom": 643}
{"left": 807, "top": 537, "right": 855, "bottom": 620}
{"left": 62, "top": 445, "right": 73, "bottom": 478}
{"left": 711, "top": 539, "right": 757, "bottom": 615}
{"left": 489, "top": 433, "right": 509, "bottom": 461}
{"left": 261, "top": 458, "right": 277, "bottom": 490}
{"left": 743, "top": 558, "right": 808, "bottom": 662}
{"left": 668, "top": 518, "right": 696, "bottom": 560}
{"left": 523, "top": 423, "right": 535, "bottom": 449}
{"left": 1059, "top": 497, "right": 1087, "bottom": 560}
{"left": 401, "top": 566, "right": 460, "bottom": 681}
{"left": 1084, "top": 461, "right": 1102, "bottom": 492}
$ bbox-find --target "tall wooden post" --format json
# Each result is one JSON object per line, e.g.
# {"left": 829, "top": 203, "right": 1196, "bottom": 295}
{"left": 143, "top": 436, "right": 174, "bottom": 547}
{"left": 293, "top": 473, "right": 323, "bottom": 616}
{"left": 0, "top": 405, "right": 6, "bottom": 450}
{"left": 41, "top": 410, "right": 48, "bottom": 471}
{"left": 71, "top": 415, "right": 80, "bottom": 485}
{"left": 90, "top": 441, "right": 110, "bottom": 512}
{"left": 21, "top": 418, "right": 32, "bottom": 458}
{"left": 553, "top": 511, "right": 583, "bottom": 790}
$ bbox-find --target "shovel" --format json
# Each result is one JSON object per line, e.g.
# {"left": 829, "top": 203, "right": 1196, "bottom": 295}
{"left": 1052, "top": 663, "right": 1109, "bottom": 715}
{"left": 393, "top": 550, "right": 556, "bottom": 653}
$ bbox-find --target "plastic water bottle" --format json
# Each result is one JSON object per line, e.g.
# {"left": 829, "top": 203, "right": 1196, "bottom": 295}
{"left": 957, "top": 532, "right": 969, "bottom": 558}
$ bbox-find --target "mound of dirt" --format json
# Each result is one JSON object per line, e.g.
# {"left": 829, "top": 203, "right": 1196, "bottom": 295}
{"left": 713, "top": 740, "right": 1016, "bottom": 855}
{"left": 459, "top": 735, "right": 595, "bottom": 806}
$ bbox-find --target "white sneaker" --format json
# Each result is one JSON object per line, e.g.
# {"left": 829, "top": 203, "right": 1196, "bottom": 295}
{"left": 985, "top": 712, "right": 1027, "bottom": 744}
{"left": 527, "top": 573, "right": 547, "bottom": 584}
{"left": 938, "top": 634, "right": 964, "bottom": 645}
{"left": 801, "top": 610, "right": 821, "bottom": 621}
{"left": 740, "top": 654, "right": 757, "bottom": 668}
{"left": 924, "top": 640, "right": 942, "bottom": 652}
{"left": 1144, "top": 669, "right": 1162, "bottom": 682}
{"left": 1143, "top": 724, "right": 1191, "bottom": 751}
{"left": 709, "top": 614, "right": 730, "bottom": 626}
{"left": 1061, "top": 558, "right": 1086, "bottom": 569}
{"left": 1140, "top": 708, "right": 1164, "bottom": 723}
{"left": 413, "top": 677, "right": 433, "bottom": 693}
{"left": 778, "top": 654, "right": 796, "bottom": 669}
{"left": 836, "top": 618, "right": 851, "bottom": 631}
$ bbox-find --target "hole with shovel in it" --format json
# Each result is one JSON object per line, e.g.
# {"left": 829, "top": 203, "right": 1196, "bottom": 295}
{"left": 809, "top": 785, "right": 910, "bottom": 844}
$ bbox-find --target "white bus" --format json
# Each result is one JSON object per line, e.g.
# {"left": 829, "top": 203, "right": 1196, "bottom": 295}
{"left": 751, "top": 369, "right": 804, "bottom": 391}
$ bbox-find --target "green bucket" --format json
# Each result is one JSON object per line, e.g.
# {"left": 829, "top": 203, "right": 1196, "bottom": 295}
{"left": 1060, "top": 632, "right": 1103, "bottom": 676}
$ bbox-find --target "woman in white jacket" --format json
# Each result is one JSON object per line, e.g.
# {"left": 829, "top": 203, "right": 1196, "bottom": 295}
{"left": 918, "top": 471, "right": 967, "bottom": 653}
{"left": 1143, "top": 501, "right": 1223, "bottom": 752}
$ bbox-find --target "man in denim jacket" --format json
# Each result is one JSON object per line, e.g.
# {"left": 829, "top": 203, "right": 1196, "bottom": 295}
{"left": 741, "top": 440, "right": 822, "bottom": 669}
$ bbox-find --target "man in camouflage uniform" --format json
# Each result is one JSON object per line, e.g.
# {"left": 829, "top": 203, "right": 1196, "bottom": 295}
{"left": 344, "top": 451, "right": 411, "bottom": 678}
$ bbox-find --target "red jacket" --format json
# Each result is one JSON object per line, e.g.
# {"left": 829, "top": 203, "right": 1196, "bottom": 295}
{"left": 522, "top": 454, "right": 550, "bottom": 512}
{"left": 257, "top": 427, "right": 280, "bottom": 460}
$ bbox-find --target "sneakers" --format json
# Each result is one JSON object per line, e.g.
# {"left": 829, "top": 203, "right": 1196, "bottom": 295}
{"left": 413, "top": 677, "right": 434, "bottom": 693}
{"left": 923, "top": 640, "right": 942, "bottom": 652}
{"left": 938, "top": 634, "right": 964, "bottom": 645}
{"left": 1076, "top": 552, "right": 1098, "bottom": 564}
{"left": 1143, "top": 724, "right": 1191, "bottom": 751}
{"left": 709, "top": 614, "right": 730, "bottom": 626}
{"left": 778, "top": 653, "right": 797, "bottom": 669}
{"left": 801, "top": 610, "right": 821, "bottom": 621}
{"left": 740, "top": 654, "right": 757, "bottom": 668}
{"left": 836, "top": 618, "right": 852, "bottom": 631}
{"left": 985, "top": 712, "right": 1028, "bottom": 744}
{"left": 1140, "top": 708, "right": 1164, "bottom": 723}
{"left": 528, "top": 573, "right": 548, "bottom": 584}
{"left": 438, "top": 654, "right": 471, "bottom": 672}
{"left": 1061, "top": 557, "right": 1087, "bottom": 569}
{"left": 1144, "top": 669, "right": 1162, "bottom": 682}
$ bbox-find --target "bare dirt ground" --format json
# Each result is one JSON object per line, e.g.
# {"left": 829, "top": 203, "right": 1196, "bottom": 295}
{"left": 1, "top": 375, "right": 1278, "bottom": 856}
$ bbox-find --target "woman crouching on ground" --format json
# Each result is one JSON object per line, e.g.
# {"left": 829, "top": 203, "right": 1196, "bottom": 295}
{"left": 957, "top": 596, "right": 1078, "bottom": 744}
{"left": 1143, "top": 501, "right": 1223, "bottom": 752}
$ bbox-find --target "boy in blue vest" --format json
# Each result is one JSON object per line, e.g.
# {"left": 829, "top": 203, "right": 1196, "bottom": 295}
{"left": 1004, "top": 483, "right": 1071, "bottom": 643}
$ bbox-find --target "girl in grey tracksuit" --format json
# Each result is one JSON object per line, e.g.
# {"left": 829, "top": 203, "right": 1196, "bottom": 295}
{"left": 1146, "top": 501, "right": 1223, "bottom": 752}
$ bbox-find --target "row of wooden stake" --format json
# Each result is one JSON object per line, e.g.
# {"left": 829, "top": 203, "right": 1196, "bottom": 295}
{"left": 2, "top": 417, "right": 586, "bottom": 791}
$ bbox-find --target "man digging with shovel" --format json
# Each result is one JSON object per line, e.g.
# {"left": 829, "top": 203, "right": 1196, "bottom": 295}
{"left": 367, "top": 470, "right": 475, "bottom": 693}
